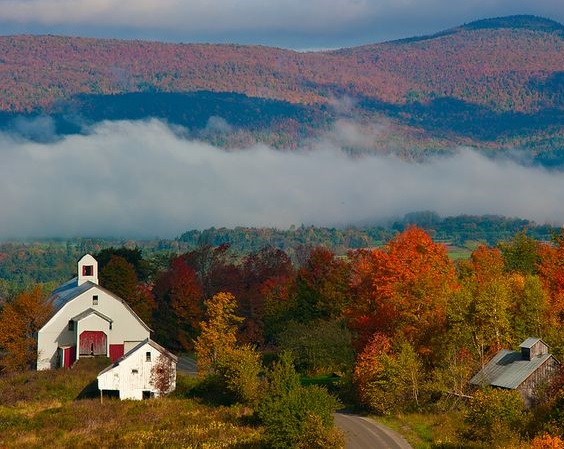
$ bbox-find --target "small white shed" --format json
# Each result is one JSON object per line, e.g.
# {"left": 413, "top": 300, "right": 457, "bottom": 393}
{"left": 97, "top": 338, "right": 178, "bottom": 400}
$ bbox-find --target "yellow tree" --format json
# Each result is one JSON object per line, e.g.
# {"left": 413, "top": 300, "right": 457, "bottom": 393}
{"left": 451, "top": 246, "right": 514, "bottom": 366}
{"left": 194, "top": 292, "right": 243, "bottom": 375}
{"left": 0, "top": 286, "right": 53, "bottom": 372}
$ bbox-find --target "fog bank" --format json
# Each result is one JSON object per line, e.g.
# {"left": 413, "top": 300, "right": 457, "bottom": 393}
{"left": 0, "top": 119, "right": 561, "bottom": 239}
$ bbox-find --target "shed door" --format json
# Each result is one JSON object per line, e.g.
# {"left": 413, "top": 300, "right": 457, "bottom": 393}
{"left": 79, "top": 331, "right": 107, "bottom": 356}
{"left": 64, "top": 346, "right": 77, "bottom": 368}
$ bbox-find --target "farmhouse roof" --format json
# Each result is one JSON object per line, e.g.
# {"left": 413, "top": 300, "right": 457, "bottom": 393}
{"left": 47, "top": 278, "right": 151, "bottom": 332}
{"left": 50, "top": 277, "right": 93, "bottom": 310}
{"left": 520, "top": 337, "right": 542, "bottom": 349}
{"left": 98, "top": 338, "right": 178, "bottom": 376}
{"left": 470, "top": 349, "right": 553, "bottom": 390}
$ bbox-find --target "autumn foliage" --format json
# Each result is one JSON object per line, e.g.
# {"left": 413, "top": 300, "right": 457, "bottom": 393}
{"left": 0, "top": 286, "right": 53, "bottom": 372}
{"left": 348, "top": 226, "right": 457, "bottom": 357}
{"left": 530, "top": 434, "right": 564, "bottom": 449}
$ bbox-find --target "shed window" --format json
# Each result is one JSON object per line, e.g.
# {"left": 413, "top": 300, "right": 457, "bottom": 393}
{"left": 146, "top": 352, "right": 151, "bottom": 362}
{"left": 83, "top": 265, "right": 94, "bottom": 276}
{"left": 68, "top": 320, "right": 74, "bottom": 331}
{"left": 92, "top": 295, "right": 98, "bottom": 305}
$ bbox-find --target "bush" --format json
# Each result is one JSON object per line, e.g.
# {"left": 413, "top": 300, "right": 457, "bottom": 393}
{"left": 257, "top": 385, "right": 341, "bottom": 449}
{"left": 257, "top": 352, "right": 342, "bottom": 449}
{"left": 215, "top": 344, "right": 264, "bottom": 406}
{"left": 462, "top": 388, "right": 526, "bottom": 446}
{"left": 297, "top": 413, "right": 345, "bottom": 449}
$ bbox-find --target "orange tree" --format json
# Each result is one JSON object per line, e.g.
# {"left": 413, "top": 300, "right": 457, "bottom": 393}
{"left": 347, "top": 226, "right": 457, "bottom": 360}
{"left": 0, "top": 286, "right": 53, "bottom": 372}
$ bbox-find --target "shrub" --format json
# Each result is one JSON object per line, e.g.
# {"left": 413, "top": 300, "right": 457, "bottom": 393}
{"left": 530, "top": 434, "right": 564, "bottom": 449}
{"left": 257, "top": 385, "right": 341, "bottom": 449}
{"left": 150, "top": 354, "right": 176, "bottom": 397}
{"left": 297, "top": 413, "right": 345, "bottom": 449}
{"left": 462, "top": 388, "right": 526, "bottom": 446}
{"left": 257, "top": 353, "right": 341, "bottom": 449}
{"left": 215, "top": 344, "right": 264, "bottom": 406}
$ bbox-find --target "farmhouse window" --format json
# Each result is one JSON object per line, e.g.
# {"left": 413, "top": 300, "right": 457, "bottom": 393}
{"left": 146, "top": 352, "right": 151, "bottom": 362}
{"left": 92, "top": 295, "right": 98, "bottom": 305}
{"left": 83, "top": 265, "right": 94, "bottom": 276}
{"left": 68, "top": 320, "right": 74, "bottom": 331}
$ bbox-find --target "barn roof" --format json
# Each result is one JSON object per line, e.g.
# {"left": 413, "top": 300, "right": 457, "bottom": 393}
{"left": 46, "top": 278, "right": 151, "bottom": 332}
{"left": 520, "top": 337, "right": 543, "bottom": 349}
{"left": 50, "top": 277, "right": 94, "bottom": 310}
{"left": 98, "top": 338, "right": 178, "bottom": 376}
{"left": 470, "top": 349, "right": 554, "bottom": 390}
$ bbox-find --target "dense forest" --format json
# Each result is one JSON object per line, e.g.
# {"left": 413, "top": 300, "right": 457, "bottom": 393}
{"left": 4, "top": 224, "right": 564, "bottom": 446}
{"left": 0, "top": 15, "right": 562, "bottom": 164}
{"left": 0, "top": 213, "right": 557, "bottom": 298}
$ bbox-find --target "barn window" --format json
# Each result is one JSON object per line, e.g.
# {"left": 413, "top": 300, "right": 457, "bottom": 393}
{"left": 83, "top": 265, "right": 94, "bottom": 276}
{"left": 92, "top": 295, "right": 98, "bottom": 305}
{"left": 109, "top": 322, "right": 112, "bottom": 330}
{"left": 68, "top": 320, "right": 74, "bottom": 331}
{"left": 146, "top": 352, "right": 151, "bottom": 362}
{"left": 132, "top": 369, "right": 138, "bottom": 374}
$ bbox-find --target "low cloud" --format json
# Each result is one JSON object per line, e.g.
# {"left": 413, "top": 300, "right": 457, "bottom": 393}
{"left": 0, "top": 118, "right": 562, "bottom": 240}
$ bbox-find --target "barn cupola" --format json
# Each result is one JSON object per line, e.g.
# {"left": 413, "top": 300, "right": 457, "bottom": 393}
{"left": 520, "top": 337, "right": 548, "bottom": 361}
{"left": 78, "top": 254, "right": 99, "bottom": 286}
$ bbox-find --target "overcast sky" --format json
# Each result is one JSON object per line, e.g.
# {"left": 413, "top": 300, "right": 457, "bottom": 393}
{"left": 1, "top": 119, "right": 563, "bottom": 240}
{"left": 0, "top": 0, "right": 562, "bottom": 48}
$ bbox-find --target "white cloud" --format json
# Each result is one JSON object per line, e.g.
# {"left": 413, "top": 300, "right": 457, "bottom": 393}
{"left": 0, "top": 119, "right": 562, "bottom": 239}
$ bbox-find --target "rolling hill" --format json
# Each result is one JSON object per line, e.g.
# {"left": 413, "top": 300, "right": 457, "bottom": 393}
{"left": 0, "top": 15, "right": 562, "bottom": 162}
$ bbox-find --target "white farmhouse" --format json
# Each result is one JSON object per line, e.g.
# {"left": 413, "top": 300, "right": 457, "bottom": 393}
{"left": 97, "top": 338, "right": 178, "bottom": 400}
{"left": 37, "top": 254, "right": 151, "bottom": 370}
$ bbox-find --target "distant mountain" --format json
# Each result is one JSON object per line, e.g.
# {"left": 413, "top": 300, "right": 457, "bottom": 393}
{"left": 0, "top": 15, "right": 562, "bottom": 163}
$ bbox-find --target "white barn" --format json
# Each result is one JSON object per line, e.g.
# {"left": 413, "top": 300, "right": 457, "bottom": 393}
{"left": 37, "top": 254, "right": 151, "bottom": 370}
{"left": 97, "top": 338, "right": 178, "bottom": 400}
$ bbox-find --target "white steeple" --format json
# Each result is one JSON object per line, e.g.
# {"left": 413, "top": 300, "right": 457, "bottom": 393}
{"left": 77, "top": 254, "right": 99, "bottom": 286}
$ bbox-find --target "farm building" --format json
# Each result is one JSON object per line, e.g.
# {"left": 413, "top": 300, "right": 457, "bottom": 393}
{"left": 37, "top": 254, "right": 151, "bottom": 370}
{"left": 470, "top": 337, "right": 561, "bottom": 407}
{"left": 97, "top": 338, "right": 177, "bottom": 400}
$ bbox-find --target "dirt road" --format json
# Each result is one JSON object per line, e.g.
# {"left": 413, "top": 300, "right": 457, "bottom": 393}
{"left": 335, "top": 412, "right": 413, "bottom": 449}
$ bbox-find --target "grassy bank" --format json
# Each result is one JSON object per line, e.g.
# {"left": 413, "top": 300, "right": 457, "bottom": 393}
{"left": 0, "top": 359, "right": 263, "bottom": 448}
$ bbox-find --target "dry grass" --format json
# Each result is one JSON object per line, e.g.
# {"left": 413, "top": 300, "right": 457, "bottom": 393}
{"left": 0, "top": 359, "right": 263, "bottom": 448}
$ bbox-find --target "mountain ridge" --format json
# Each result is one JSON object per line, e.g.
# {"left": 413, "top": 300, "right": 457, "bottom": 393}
{"left": 0, "top": 15, "right": 562, "bottom": 164}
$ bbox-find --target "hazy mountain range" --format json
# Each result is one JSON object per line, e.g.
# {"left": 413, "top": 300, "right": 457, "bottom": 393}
{"left": 0, "top": 15, "right": 561, "bottom": 165}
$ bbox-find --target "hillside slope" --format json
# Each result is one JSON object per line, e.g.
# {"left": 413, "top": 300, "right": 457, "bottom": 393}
{"left": 0, "top": 15, "right": 562, "bottom": 161}
{"left": 0, "top": 15, "right": 561, "bottom": 113}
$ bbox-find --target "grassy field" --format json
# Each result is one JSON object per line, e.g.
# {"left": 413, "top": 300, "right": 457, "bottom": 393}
{"left": 0, "top": 359, "right": 263, "bottom": 448}
{"left": 376, "top": 412, "right": 465, "bottom": 449}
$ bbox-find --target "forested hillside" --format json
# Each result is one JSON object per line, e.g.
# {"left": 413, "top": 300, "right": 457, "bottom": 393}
{"left": 0, "top": 15, "right": 562, "bottom": 162}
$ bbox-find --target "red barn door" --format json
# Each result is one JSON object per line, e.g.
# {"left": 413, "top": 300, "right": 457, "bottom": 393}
{"left": 79, "top": 331, "right": 107, "bottom": 356}
{"left": 63, "top": 346, "right": 77, "bottom": 368}
{"left": 109, "top": 344, "right": 125, "bottom": 362}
